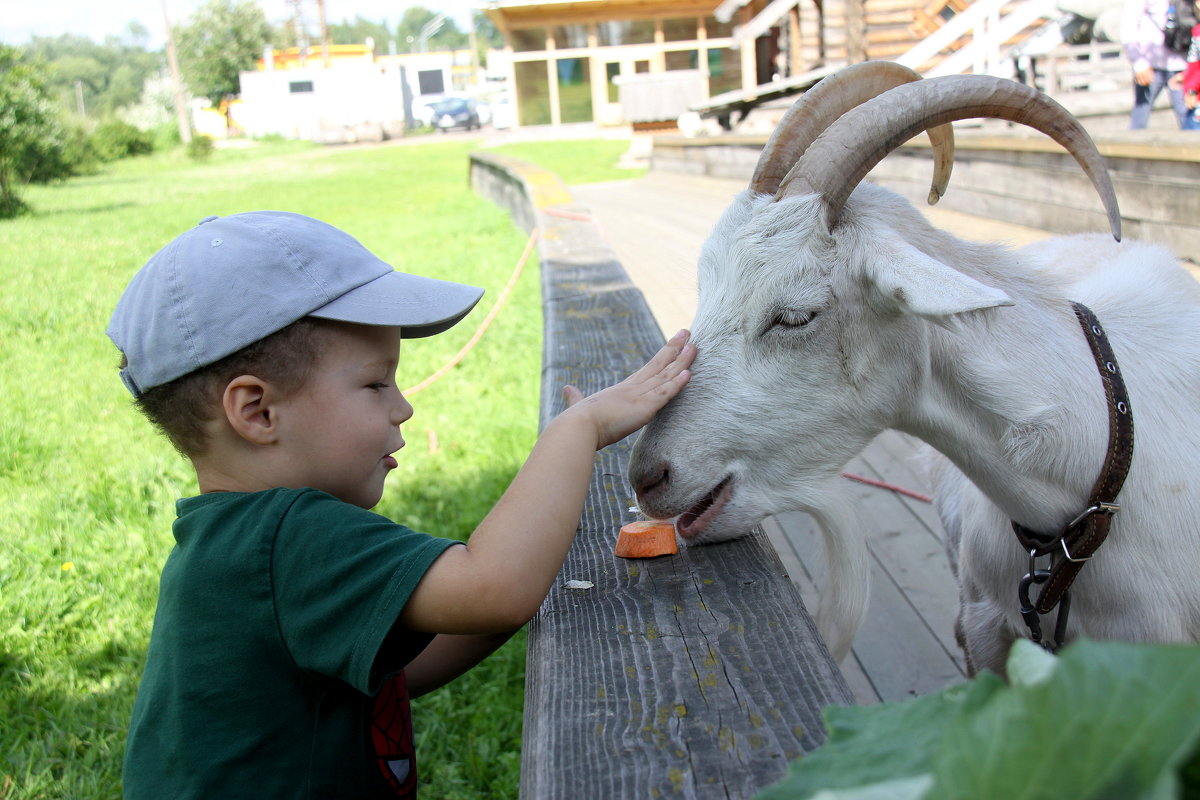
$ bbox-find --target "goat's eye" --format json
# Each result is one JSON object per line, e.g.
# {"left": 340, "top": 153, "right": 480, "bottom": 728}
{"left": 772, "top": 309, "right": 817, "bottom": 329}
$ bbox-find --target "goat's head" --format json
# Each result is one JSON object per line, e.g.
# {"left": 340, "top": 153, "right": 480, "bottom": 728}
{"left": 628, "top": 62, "right": 1121, "bottom": 545}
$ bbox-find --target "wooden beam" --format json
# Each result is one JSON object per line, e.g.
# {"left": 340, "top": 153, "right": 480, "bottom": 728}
{"left": 845, "top": 0, "right": 866, "bottom": 61}
{"left": 494, "top": 1, "right": 722, "bottom": 28}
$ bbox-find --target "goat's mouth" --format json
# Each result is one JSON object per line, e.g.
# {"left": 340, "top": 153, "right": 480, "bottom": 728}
{"left": 676, "top": 477, "right": 733, "bottom": 540}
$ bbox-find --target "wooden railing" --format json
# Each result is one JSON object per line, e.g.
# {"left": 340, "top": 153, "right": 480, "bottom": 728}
{"left": 896, "top": 0, "right": 1057, "bottom": 76}
{"left": 469, "top": 151, "right": 855, "bottom": 799}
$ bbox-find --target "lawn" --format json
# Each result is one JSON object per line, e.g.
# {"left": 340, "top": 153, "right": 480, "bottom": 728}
{"left": 0, "top": 134, "right": 643, "bottom": 799}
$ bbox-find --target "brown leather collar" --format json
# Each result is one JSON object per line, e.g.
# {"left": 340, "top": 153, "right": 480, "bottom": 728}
{"left": 1012, "top": 302, "right": 1135, "bottom": 617}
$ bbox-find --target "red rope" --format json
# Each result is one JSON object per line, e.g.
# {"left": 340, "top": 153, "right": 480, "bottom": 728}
{"left": 403, "top": 227, "right": 540, "bottom": 396}
{"left": 841, "top": 471, "right": 932, "bottom": 503}
{"left": 543, "top": 206, "right": 608, "bottom": 241}
{"left": 542, "top": 208, "right": 593, "bottom": 221}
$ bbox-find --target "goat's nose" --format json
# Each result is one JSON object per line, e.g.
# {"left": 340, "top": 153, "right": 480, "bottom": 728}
{"left": 631, "top": 461, "right": 670, "bottom": 501}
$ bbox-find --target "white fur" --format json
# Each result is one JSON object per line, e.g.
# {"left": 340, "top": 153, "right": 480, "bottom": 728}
{"left": 629, "top": 181, "right": 1200, "bottom": 671}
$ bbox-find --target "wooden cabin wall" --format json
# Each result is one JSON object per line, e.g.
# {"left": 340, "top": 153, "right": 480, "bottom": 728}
{"left": 790, "top": 0, "right": 972, "bottom": 73}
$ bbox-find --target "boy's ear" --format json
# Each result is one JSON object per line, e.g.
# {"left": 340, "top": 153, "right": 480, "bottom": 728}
{"left": 222, "top": 375, "right": 279, "bottom": 445}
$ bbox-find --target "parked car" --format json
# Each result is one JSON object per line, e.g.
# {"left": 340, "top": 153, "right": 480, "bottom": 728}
{"left": 413, "top": 96, "right": 442, "bottom": 128}
{"left": 429, "top": 97, "right": 480, "bottom": 132}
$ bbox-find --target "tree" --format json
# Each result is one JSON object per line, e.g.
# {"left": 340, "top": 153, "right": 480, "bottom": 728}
{"left": 0, "top": 46, "right": 65, "bottom": 217}
{"left": 174, "top": 0, "right": 271, "bottom": 105}
{"left": 328, "top": 15, "right": 392, "bottom": 48}
{"left": 23, "top": 33, "right": 163, "bottom": 118}
{"left": 472, "top": 10, "right": 505, "bottom": 52}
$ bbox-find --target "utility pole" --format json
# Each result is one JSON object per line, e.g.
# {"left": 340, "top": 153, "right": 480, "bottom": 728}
{"left": 467, "top": 11, "right": 480, "bottom": 89}
{"left": 316, "top": 0, "right": 330, "bottom": 66}
{"left": 161, "top": 0, "right": 192, "bottom": 144}
{"left": 287, "top": 0, "right": 309, "bottom": 65}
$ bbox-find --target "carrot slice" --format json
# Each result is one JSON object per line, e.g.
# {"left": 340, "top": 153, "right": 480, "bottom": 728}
{"left": 615, "top": 520, "right": 679, "bottom": 559}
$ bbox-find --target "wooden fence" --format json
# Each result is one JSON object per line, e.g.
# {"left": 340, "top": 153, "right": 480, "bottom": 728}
{"left": 469, "top": 151, "right": 854, "bottom": 799}
{"left": 647, "top": 126, "right": 1200, "bottom": 263}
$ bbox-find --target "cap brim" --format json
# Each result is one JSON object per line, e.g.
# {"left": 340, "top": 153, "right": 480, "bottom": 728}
{"left": 308, "top": 271, "right": 484, "bottom": 338}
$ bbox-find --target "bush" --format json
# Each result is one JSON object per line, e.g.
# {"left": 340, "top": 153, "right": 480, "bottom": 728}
{"left": 91, "top": 118, "right": 154, "bottom": 162}
{"left": 16, "top": 117, "right": 100, "bottom": 184}
{"left": 4, "top": 113, "right": 98, "bottom": 188}
{"left": 0, "top": 189, "right": 29, "bottom": 218}
{"left": 150, "top": 121, "right": 182, "bottom": 152}
{"left": 185, "top": 134, "right": 215, "bottom": 161}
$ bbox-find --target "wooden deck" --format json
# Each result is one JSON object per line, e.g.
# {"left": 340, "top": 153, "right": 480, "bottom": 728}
{"left": 567, "top": 170, "right": 1072, "bottom": 703}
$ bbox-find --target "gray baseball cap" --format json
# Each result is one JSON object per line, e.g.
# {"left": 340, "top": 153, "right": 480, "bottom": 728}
{"left": 108, "top": 211, "right": 485, "bottom": 397}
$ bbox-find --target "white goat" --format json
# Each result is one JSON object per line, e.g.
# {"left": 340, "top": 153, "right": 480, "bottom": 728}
{"left": 628, "top": 62, "right": 1200, "bottom": 673}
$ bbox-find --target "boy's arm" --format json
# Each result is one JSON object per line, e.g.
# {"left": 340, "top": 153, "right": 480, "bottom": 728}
{"left": 404, "top": 632, "right": 517, "bottom": 697}
{"left": 398, "top": 330, "right": 695, "bottom": 635}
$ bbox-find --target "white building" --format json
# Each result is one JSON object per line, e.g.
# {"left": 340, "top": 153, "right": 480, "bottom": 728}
{"left": 233, "top": 44, "right": 468, "bottom": 143}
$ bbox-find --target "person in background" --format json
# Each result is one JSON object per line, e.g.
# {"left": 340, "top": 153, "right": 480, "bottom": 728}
{"left": 1173, "top": 21, "right": 1200, "bottom": 127}
{"left": 1121, "top": 0, "right": 1192, "bottom": 128}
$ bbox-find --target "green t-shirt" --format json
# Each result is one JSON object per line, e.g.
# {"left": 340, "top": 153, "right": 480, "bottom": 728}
{"left": 123, "top": 488, "right": 459, "bottom": 799}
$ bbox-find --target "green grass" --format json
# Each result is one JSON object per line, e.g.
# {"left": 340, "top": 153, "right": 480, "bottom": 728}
{"left": 485, "top": 137, "right": 643, "bottom": 185}
{"left": 0, "top": 134, "right": 640, "bottom": 799}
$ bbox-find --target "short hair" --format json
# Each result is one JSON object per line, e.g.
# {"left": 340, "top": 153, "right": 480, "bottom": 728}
{"left": 125, "top": 316, "right": 330, "bottom": 457}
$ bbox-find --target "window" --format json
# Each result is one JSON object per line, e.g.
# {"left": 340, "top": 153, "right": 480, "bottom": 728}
{"left": 288, "top": 80, "right": 314, "bottom": 93}
{"left": 605, "top": 62, "right": 621, "bottom": 103}
{"left": 704, "top": 15, "right": 735, "bottom": 39}
{"left": 556, "top": 57, "right": 593, "bottom": 123}
{"left": 552, "top": 24, "right": 589, "bottom": 49}
{"left": 662, "top": 17, "right": 699, "bottom": 42}
{"left": 511, "top": 28, "right": 547, "bottom": 52}
{"left": 665, "top": 50, "right": 699, "bottom": 71}
{"left": 597, "top": 19, "right": 655, "bottom": 46}
{"left": 515, "top": 60, "right": 551, "bottom": 125}
{"left": 707, "top": 47, "right": 742, "bottom": 95}
{"left": 417, "top": 69, "right": 444, "bottom": 95}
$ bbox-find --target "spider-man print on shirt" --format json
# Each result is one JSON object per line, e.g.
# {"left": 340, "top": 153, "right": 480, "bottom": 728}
{"left": 370, "top": 671, "right": 417, "bottom": 797}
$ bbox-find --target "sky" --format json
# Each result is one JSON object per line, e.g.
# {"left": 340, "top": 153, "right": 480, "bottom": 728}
{"left": 0, "top": 0, "right": 478, "bottom": 48}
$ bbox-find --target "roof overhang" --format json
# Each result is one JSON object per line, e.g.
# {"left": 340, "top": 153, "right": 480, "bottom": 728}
{"left": 731, "top": 0, "right": 800, "bottom": 42}
{"left": 484, "top": 0, "right": 723, "bottom": 29}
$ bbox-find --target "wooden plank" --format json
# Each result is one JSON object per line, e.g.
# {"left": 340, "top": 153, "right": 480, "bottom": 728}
{"left": 527, "top": 246, "right": 855, "bottom": 798}
{"left": 766, "top": 434, "right": 967, "bottom": 703}
{"left": 770, "top": 506, "right": 965, "bottom": 702}
{"left": 851, "top": 438, "right": 965, "bottom": 669}
{"left": 467, "top": 155, "right": 858, "bottom": 800}
{"left": 767, "top": 430, "right": 969, "bottom": 701}
{"left": 762, "top": 517, "right": 883, "bottom": 705}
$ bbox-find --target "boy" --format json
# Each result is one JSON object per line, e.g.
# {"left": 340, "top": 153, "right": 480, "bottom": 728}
{"left": 108, "top": 210, "right": 694, "bottom": 798}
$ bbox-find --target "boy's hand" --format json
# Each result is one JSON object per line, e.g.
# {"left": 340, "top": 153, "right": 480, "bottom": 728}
{"left": 561, "top": 329, "right": 695, "bottom": 449}
{"left": 402, "top": 329, "right": 695, "bottom": 635}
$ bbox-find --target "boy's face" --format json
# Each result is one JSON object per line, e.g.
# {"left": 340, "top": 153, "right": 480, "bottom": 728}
{"left": 273, "top": 322, "right": 411, "bottom": 509}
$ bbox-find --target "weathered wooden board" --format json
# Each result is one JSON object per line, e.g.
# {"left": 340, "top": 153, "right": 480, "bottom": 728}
{"left": 527, "top": 241, "right": 855, "bottom": 798}
{"left": 470, "top": 155, "right": 857, "bottom": 800}
{"left": 765, "top": 433, "right": 967, "bottom": 704}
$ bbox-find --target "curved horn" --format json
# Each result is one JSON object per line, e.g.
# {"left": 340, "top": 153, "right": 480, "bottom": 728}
{"left": 750, "top": 61, "right": 955, "bottom": 204}
{"left": 777, "top": 74, "right": 1122, "bottom": 241}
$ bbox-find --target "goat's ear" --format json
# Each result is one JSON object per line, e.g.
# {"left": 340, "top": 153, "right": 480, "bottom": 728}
{"left": 870, "top": 239, "right": 1013, "bottom": 320}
